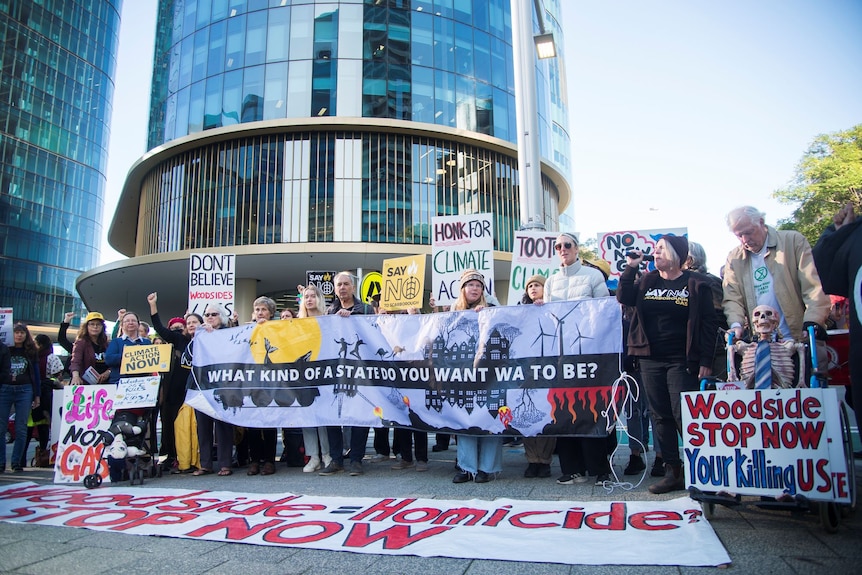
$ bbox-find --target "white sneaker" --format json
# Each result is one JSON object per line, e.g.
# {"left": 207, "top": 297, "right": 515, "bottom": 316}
{"left": 322, "top": 454, "right": 333, "bottom": 468}
{"left": 302, "top": 457, "right": 321, "bottom": 473}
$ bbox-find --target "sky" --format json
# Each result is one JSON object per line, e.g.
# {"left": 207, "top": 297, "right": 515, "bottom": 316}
{"left": 101, "top": 0, "right": 862, "bottom": 272}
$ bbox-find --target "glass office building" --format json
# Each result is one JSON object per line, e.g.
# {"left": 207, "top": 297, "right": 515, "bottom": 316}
{"left": 0, "top": 0, "right": 122, "bottom": 325}
{"left": 81, "top": 0, "right": 572, "bottom": 315}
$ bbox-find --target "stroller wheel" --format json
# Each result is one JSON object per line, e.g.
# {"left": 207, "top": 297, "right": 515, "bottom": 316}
{"left": 83, "top": 474, "right": 102, "bottom": 489}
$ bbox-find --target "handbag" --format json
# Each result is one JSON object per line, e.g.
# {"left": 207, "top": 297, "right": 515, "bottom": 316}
{"left": 30, "top": 446, "right": 51, "bottom": 468}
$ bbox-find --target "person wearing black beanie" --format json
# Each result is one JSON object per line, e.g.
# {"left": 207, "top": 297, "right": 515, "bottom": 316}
{"left": 616, "top": 235, "right": 719, "bottom": 494}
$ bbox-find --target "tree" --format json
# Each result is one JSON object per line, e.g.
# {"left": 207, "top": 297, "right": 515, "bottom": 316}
{"left": 774, "top": 125, "right": 862, "bottom": 245}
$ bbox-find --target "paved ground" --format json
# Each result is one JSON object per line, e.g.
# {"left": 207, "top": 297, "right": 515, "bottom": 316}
{"left": 0, "top": 436, "right": 859, "bottom": 575}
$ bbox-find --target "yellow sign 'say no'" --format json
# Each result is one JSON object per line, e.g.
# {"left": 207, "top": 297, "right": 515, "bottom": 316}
{"left": 381, "top": 255, "right": 426, "bottom": 311}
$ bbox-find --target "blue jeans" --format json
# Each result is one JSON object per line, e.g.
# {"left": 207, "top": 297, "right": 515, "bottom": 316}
{"left": 638, "top": 359, "right": 698, "bottom": 467}
{"left": 456, "top": 435, "right": 503, "bottom": 474}
{"left": 0, "top": 384, "right": 34, "bottom": 470}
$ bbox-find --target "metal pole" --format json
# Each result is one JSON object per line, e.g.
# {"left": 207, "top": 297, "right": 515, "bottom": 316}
{"left": 511, "top": 0, "right": 545, "bottom": 231}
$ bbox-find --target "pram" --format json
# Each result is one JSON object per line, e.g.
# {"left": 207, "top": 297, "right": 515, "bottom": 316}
{"left": 83, "top": 408, "right": 161, "bottom": 488}
{"left": 686, "top": 324, "right": 857, "bottom": 533}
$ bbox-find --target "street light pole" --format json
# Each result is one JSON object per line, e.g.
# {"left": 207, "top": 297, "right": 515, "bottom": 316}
{"left": 512, "top": 0, "right": 542, "bottom": 231}
{"left": 511, "top": 0, "right": 554, "bottom": 231}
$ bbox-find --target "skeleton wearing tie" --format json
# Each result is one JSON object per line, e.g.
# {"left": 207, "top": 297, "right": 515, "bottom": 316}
{"left": 730, "top": 305, "right": 806, "bottom": 389}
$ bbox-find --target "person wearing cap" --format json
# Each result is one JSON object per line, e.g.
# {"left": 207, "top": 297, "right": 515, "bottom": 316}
{"left": 542, "top": 232, "right": 616, "bottom": 486}
{"left": 69, "top": 311, "right": 111, "bottom": 385}
{"left": 617, "top": 234, "right": 719, "bottom": 494}
{"left": 723, "top": 206, "right": 829, "bottom": 344}
{"left": 518, "top": 274, "right": 556, "bottom": 478}
{"left": 447, "top": 269, "right": 503, "bottom": 484}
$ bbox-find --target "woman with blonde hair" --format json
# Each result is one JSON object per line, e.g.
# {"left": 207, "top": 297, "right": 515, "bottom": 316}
{"left": 296, "top": 284, "right": 332, "bottom": 472}
{"left": 447, "top": 269, "right": 502, "bottom": 484}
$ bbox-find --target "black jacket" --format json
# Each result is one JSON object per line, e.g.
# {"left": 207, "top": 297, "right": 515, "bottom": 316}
{"left": 616, "top": 266, "right": 719, "bottom": 372}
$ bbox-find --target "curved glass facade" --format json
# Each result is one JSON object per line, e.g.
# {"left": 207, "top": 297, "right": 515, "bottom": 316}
{"left": 136, "top": 127, "right": 561, "bottom": 255}
{"left": 147, "top": 1, "right": 569, "bottom": 182}
{"left": 0, "top": 0, "right": 121, "bottom": 323}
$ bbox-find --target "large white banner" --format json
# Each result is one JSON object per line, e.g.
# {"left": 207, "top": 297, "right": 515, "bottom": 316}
{"left": 682, "top": 388, "right": 851, "bottom": 502}
{"left": 188, "top": 252, "right": 236, "bottom": 316}
{"left": 0, "top": 483, "right": 730, "bottom": 566}
{"left": 431, "top": 213, "right": 495, "bottom": 307}
{"left": 188, "top": 298, "right": 625, "bottom": 437}
{"left": 507, "top": 230, "right": 560, "bottom": 305}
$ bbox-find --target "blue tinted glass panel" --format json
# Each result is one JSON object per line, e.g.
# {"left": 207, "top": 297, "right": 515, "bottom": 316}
{"left": 242, "top": 64, "right": 264, "bottom": 121}
{"left": 204, "top": 75, "right": 223, "bottom": 129}
{"left": 473, "top": 30, "right": 490, "bottom": 85}
{"left": 188, "top": 80, "right": 205, "bottom": 133}
{"left": 411, "top": 12, "right": 432, "bottom": 66}
{"left": 454, "top": 22, "right": 473, "bottom": 77}
{"left": 264, "top": 62, "right": 288, "bottom": 119}
{"left": 207, "top": 20, "right": 227, "bottom": 76}
{"left": 267, "top": 7, "right": 290, "bottom": 61}
{"left": 246, "top": 10, "right": 267, "bottom": 66}
{"left": 433, "top": 17, "right": 454, "bottom": 72}
{"left": 226, "top": 14, "right": 246, "bottom": 70}
{"left": 222, "top": 69, "right": 243, "bottom": 125}
{"left": 192, "top": 28, "right": 209, "bottom": 83}
{"left": 411, "top": 65, "right": 434, "bottom": 124}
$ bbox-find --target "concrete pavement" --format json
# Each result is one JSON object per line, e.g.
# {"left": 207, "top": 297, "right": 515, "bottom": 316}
{"left": 0, "top": 438, "right": 859, "bottom": 575}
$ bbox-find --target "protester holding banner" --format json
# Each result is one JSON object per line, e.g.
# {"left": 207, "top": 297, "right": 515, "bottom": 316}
{"left": 618, "top": 234, "right": 718, "bottom": 494}
{"left": 518, "top": 274, "right": 555, "bottom": 479}
{"left": 723, "top": 206, "right": 830, "bottom": 344}
{"left": 245, "top": 296, "right": 279, "bottom": 476}
{"left": 190, "top": 304, "right": 235, "bottom": 476}
{"left": 449, "top": 269, "right": 503, "bottom": 484}
{"left": 544, "top": 232, "right": 614, "bottom": 486}
{"left": 319, "top": 272, "right": 375, "bottom": 477}
{"left": 2, "top": 324, "right": 41, "bottom": 472}
{"left": 297, "top": 285, "right": 332, "bottom": 473}
{"left": 70, "top": 312, "right": 111, "bottom": 385}
{"left": 105, "top": 312, "right": 152, "bottom": 385}
{"left": 148, "top": 292, "right": 197, "bottom": 473}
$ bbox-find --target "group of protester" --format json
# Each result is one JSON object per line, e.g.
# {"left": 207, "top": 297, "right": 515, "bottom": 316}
{"left": 4, "top": 202, "right": 858, "bottom": 497}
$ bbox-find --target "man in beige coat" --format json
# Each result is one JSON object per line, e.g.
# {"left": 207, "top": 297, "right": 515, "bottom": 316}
{"left": 723, "top": 206, "right": 830, "bottom": 343}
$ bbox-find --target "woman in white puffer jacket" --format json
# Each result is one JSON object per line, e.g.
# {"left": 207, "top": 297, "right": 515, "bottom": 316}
{"left": 542, "top": 232, "right": 614, "bottom": 486}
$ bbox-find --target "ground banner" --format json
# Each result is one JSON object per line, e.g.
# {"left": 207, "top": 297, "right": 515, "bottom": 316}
{"left": 0, "top": 483, "right": 730, "bottom": 566}
{"left": 682, "top": 388, "right": 852, "bottom": 502}
{"left": 188, "top": 298, "right": 625, "bottom": 437}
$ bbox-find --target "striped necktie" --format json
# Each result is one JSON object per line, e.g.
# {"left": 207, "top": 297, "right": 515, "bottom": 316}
{"left": 754, "top": 340, "right": 772, "bottom": 389}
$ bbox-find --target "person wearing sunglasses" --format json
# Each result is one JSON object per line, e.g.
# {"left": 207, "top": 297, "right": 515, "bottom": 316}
{"left": 186, "top": 304, "right": 235, "bottom": 477}
{"left": 543, "top": 232, "right": 615, "bottom": 487}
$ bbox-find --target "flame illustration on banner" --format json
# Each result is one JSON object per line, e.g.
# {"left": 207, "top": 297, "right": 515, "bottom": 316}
{"left": 498, "top": 405, "right": 513, "bottom": 427}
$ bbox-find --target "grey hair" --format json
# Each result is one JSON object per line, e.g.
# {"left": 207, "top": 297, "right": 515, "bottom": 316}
{"left": 204, "top": 303, "right": 229, "bottom": 327}
{"left": 334, "top": 271, "right": 356, "bottom": 285}
{"left": 726, "top": 206, "right": 764, "bottom": 230}
{"left": 253, "top": 296, "right": 276, "bottom": 317}
{"left": 687, "top": 241, "right": 708, "bottom": 273}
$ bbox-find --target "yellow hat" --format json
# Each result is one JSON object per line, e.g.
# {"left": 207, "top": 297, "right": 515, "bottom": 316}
{"left": 84, "top": 311, "right": 104, "bottom": 323}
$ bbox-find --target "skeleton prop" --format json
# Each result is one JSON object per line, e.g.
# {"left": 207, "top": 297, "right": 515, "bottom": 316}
{"left": 729, "top": 305, "right": 806, "bottom": 389}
